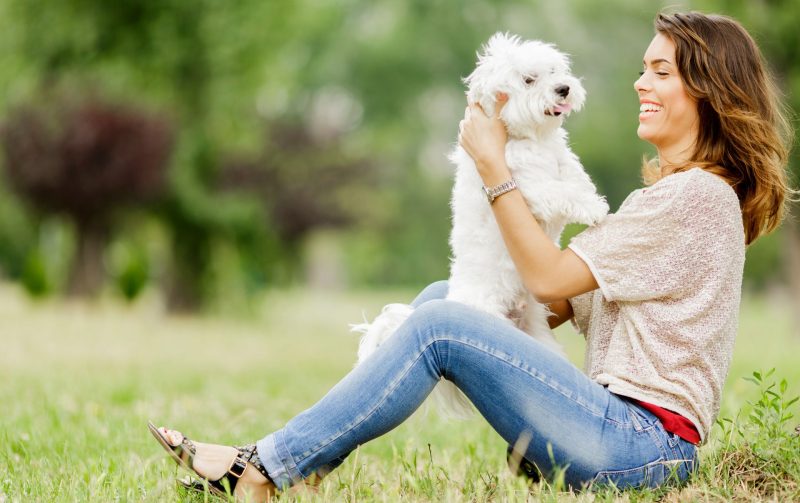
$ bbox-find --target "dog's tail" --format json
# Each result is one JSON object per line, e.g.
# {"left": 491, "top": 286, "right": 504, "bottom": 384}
{"left": 429, "top": 380, "right": 476, "bottom": 420}
{"left": 351, "top": 303, "right": 415, "bottom": 364}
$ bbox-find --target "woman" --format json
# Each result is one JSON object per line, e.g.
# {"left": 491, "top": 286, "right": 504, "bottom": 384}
{"left": 149, "top": 11, "right": 792, "bottom": 498}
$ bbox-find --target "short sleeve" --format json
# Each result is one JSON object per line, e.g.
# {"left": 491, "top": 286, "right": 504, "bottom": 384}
{"left": 568, "top": 291, "right": 593, "bottom": 336}
{"left": 567, "top": 170, "right": 736, "bottom": 303}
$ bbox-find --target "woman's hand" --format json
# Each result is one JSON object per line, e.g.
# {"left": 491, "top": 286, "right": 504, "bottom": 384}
{"left": 458, "top": 93, "right": 510, "bottom": 184}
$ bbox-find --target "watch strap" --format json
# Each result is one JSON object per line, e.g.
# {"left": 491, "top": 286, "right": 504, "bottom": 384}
{"left": 483, "top": 178, "right": 518, "bottom": 204}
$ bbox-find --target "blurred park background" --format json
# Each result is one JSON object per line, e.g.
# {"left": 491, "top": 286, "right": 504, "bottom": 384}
{"left": 0, "top": 0, "right": 798, "bottom": 314}
{"left": 2, "top": 1, "right": 800, "bottom": 500}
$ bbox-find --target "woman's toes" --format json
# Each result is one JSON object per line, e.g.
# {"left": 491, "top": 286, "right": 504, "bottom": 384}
{"left": 159, "top": 427, "right": 185, "bottom": 446}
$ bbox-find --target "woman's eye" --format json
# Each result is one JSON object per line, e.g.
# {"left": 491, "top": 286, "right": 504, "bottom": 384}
{"left": 524, "top": 76, "right": 536, "bottom": 85}
{"left": 638, "top": 70, "right": 669, "bottom": 77}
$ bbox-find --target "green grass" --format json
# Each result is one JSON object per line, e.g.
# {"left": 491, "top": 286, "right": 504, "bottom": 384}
{"left": 0, "top": 283, "right": 798, "bottom": 501}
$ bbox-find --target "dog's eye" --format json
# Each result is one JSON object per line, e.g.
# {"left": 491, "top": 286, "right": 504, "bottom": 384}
{"left": 524, "top": 76, "right": 536, "bottom": 85}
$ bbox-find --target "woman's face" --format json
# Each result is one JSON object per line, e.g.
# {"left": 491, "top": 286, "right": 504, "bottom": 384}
{"left": 634, "top": 34, "right": 699, "bottom": 158}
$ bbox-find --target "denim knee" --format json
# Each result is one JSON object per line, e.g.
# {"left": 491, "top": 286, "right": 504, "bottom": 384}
{"left": 410, "top": 280, "right": 449, "bottom": 307}
{"left": 394, "top": 300, "right": 452, "bottom": 346}
{"left": 409, "top": 299, "right": 455, "bottom": 332}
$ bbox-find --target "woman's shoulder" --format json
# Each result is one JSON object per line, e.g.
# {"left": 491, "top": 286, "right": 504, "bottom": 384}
{"left": 614, "top": 167, "right": 742, "bottom": 238}
{"left": 642, "top": 167, "right": 739, "bottom": 208}
{"left": 680, "top": 168, "right": 740, "bottom": 212}
{"left": 668, "top": 168, "right": 744, "bottom": 240}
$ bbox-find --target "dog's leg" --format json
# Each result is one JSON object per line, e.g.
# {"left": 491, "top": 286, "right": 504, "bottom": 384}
{"left": 553, "top": 144, "right": 609, "bottom": 225}
{"left": 522, "top": 179, "right": 608, "bottom": 228}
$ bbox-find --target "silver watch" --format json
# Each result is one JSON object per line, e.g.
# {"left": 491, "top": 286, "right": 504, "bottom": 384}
{"left": 483, "top": 178, "right": 518, "bottom": 204}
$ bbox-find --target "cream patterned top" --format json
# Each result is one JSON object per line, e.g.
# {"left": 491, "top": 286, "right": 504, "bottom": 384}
{"left": 568, "top": 168, "right": 745, "bottom": 443}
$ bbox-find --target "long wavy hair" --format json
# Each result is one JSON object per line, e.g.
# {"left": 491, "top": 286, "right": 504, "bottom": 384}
{"left": 642, "top": 12, "right": 794, "bottom": 245}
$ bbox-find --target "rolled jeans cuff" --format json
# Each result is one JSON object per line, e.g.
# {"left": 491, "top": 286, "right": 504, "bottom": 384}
{"left": 256, "top": 431, "right": 299, "bottom": 491}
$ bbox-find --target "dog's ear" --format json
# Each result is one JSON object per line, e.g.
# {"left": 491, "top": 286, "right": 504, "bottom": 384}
{"left": 464, "top": 32, "right": 519, "bottom": 119}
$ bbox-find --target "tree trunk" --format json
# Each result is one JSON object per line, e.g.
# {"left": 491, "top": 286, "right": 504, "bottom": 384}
{"left": 164, "top": 223, "right": 210, "bottom": 313}
{"left": 67, "top": 218, "right": 109, "bottom": 297}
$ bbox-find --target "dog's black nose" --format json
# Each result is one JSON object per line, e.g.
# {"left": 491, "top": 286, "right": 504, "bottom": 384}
{"left": 555, "top": 85, "right": 570, "bottom": 98}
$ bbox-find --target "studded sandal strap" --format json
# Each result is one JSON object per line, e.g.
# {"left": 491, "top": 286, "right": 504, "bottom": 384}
{"left": 236, "top": 444, "right": 274, "bottom": 485}
{"left": 179, "top": 437, "right": 197, "bottom": 469}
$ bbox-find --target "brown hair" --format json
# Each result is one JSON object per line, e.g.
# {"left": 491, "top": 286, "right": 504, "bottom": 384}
{"left": 643, "top": 11, "right": 794, "bottom": 245}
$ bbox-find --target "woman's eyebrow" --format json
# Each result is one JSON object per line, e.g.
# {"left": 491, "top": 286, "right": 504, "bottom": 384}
{"left": 643, "top": 58, "right": 672, "bottom": 66}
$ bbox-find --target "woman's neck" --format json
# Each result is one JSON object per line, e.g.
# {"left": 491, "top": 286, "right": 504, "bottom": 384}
{"left": 656, "top": 141, "right": 696, "bottom": 176}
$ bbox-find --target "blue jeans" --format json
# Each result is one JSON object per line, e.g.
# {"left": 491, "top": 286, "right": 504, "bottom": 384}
{"left": 257, "top": 281, "right": 697, "bottom": 491}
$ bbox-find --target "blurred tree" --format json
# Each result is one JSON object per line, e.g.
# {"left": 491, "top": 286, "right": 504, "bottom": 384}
{"left": 0, "top": 0, "right": 272, "bottom": 308}
{"left": 20, "top": 249, "right": 50, "bottom": 298}
{"left": 0, "top": 0, "right": 794, "bottom": 301}
{"left": 0, "top": 97, "right": 173, "bottom": 296}
{"left": 217, "top": 120, "right": 376, "bottom": 282}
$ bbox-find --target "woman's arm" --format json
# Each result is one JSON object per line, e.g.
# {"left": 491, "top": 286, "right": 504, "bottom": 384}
{"left": 488, "top": 187, "right": 598, "bottom": 302}
{"left": 459, "top": 98, "right": 599, "bottom": 304}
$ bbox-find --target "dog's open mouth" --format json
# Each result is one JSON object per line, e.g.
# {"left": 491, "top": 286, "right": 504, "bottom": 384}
{"left": 545, "top": 103, "right": 573, "bottom": 117}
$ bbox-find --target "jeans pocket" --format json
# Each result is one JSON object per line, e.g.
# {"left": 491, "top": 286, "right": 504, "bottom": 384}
{"left": 624, "top": 400, "right": 657, "bottom": 433}
{"left": 591, "top": 458, "right": 668, "bottom": 490}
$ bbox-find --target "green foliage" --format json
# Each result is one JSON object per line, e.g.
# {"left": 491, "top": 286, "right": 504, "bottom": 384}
{"left": 743, "top": 230, "right": 784, "bottom": 290}
{"left": 0, "top": 184, "right": 35, "bottom": 280}
{"left": 710, "top": 369, "right": 800, "bottom": 499}
{"left": 0, "top": 0, "right": 797, "bottom": 301}
{"left": 737, "top": 369, "right": 798, "bottom": 453}
{"left": 110, "top": 242, "right": 150, "bottom": 302}
{"left": 343, "top": 167, "right": 452, "bottom": 287}
{"left": 20, "top": 249, "right": 49, "bottom": 297}
{"left": 16, "top": 218, "right": 74, "bottom": 298}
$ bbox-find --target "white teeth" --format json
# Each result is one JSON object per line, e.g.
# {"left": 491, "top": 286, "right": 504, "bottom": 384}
{"left": 639, "top": 103, "right": 663, "bottom": 112}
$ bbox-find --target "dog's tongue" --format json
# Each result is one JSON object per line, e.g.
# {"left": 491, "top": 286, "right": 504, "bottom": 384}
{"left": 553, "top": 103, "right": 572, "bottom": 115}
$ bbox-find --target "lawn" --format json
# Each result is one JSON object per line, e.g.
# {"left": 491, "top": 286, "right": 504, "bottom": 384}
{"left": 1, "top": 283, "right": 798, "bottom": 501}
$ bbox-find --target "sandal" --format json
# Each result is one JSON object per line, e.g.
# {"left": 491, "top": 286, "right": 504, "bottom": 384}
{"left": 177, "top": 475, "right": 323, "bottom": 498}
{"left": 148, "top": 421, "right": 274, "bottom": 500}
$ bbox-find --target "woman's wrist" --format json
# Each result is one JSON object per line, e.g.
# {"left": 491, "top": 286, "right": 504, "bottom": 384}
{"left": 475, "top": 157, "right": 513, "bottom": 187}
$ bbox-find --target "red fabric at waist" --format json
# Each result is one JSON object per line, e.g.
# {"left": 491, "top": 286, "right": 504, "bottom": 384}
{"left": 634, "top": 400, "right": 701, "bottom": 445}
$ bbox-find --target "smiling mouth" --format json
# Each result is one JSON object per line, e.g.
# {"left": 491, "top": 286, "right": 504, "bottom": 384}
{"left": 639, "top": 102, "right": 664, "bottom": 117}
{"left": 545, "top": 103, "right": 573, "bottom": 117}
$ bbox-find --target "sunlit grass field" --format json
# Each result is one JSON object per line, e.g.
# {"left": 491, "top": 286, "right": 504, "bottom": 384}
{"left": 1, "top": 283, "right": 798, "bottom": 501}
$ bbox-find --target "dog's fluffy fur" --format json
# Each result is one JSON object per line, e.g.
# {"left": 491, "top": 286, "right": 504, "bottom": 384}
{"left": 352, "top": 33, "right": 608, "bottom": 418}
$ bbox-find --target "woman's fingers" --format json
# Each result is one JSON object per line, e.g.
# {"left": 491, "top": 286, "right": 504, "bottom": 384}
{"left": 468, "top": 102, "right": 484, "bottom": 118}
{"left": 458, "top": 94, "right": 509, "bottom": 169}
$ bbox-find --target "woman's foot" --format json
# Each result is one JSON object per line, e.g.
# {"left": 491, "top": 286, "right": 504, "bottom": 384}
{"left": 157, "top": 427, "right": 276, "bottom": 502}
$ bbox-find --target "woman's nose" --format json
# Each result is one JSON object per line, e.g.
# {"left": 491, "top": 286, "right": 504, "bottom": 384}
{"left": 634, "top": 72, "right": 649, "bottom": 93}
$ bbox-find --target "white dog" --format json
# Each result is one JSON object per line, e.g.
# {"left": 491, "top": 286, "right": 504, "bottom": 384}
{"left": 353, "top": 33, "right": 608, "bottom": 418}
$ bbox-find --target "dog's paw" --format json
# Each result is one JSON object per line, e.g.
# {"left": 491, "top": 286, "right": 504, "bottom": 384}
{"left": 569, "top": 196, "right": 609, "bottom": 226}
